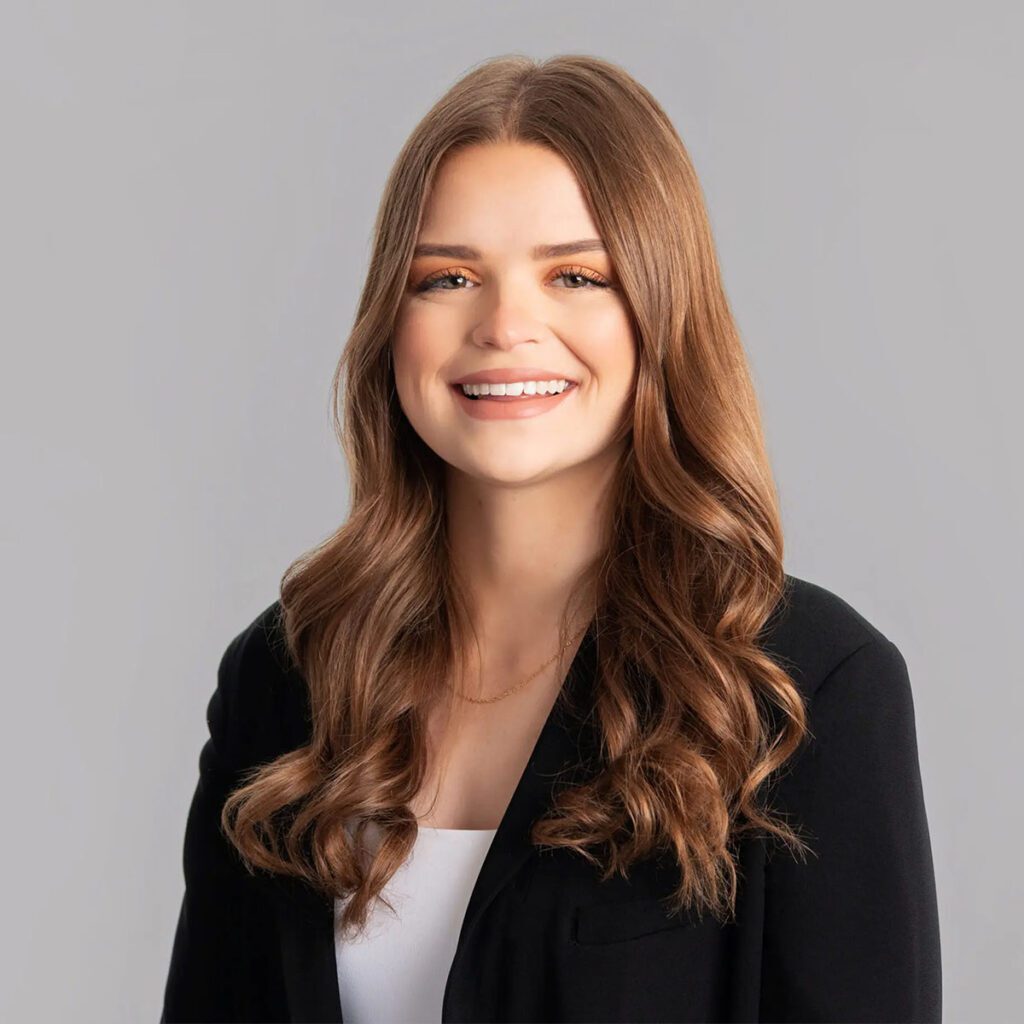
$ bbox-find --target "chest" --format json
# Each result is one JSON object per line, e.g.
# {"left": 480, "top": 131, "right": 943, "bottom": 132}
{"left": 409, "top": 674, "right": 565, "bottom": 830}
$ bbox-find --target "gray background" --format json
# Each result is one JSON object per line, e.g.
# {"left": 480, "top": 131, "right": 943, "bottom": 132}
{"left": 2, "top": 2, "right": 1020, "bottom": 1020}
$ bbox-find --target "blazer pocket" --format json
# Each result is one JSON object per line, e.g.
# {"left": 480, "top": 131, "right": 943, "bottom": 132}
{"left": 572, "top": 895, "right": 694, "bottom": 945}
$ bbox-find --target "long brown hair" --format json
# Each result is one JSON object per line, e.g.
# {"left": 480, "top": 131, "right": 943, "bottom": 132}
{"left": 221, "top": 53, "right": 811, "bottom": 939}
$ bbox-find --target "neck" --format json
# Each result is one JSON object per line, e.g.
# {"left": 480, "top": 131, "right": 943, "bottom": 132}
{"left": 443, "top": 448, "right": 617, "bottom": 657}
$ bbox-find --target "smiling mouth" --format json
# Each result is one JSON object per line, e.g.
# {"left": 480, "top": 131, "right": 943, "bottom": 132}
{"left": 451, "top": 382, "right": 578, "bottom": 401}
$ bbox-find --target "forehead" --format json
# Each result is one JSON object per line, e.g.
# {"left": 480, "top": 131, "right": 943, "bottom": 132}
{"left": 417, "top": 142, "right": 602, "bottom": 251}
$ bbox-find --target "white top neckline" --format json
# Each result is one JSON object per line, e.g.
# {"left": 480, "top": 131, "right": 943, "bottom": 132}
{"left": 334, "top": 820, "right": 497, "bottom": 1022}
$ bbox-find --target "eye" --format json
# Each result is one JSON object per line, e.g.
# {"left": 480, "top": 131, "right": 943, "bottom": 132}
{"left": 550, "top": 266, "right": 610, "bottom": 289}
{"left": 413, "top": 265, "right": 611, "bottom": 293}
{"left": 414, "top": 269, "right": 477, "bottom": 293}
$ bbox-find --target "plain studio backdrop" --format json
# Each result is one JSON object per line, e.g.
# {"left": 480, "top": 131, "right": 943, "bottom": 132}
{"left": 1, "top": 2, "right": 1020, "bottom": 1021}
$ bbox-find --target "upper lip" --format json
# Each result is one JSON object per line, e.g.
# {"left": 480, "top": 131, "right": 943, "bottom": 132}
{"left": 451, "top": 367, "right": 579, "bottom": 386}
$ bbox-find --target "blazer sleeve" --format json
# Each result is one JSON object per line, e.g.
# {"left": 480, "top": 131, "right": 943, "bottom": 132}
{"left": 760, "top": 637, "right": 942, "bottom": 1023}
{"left": 160, "top": 632, "right": 288, "bottom": 1023}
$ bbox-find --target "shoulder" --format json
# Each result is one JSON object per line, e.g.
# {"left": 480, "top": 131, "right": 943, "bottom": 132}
{"left": 208, "top": 599, "right": 311, "bottom": 772}
{"left": 761, "top": 572, "right": 911, "bottom": 709}
{"left": 760, "top": 575, "right": 926, "bottom": 834}
{"left": 757, "top": 580, "right": 941, "bottom": 1023}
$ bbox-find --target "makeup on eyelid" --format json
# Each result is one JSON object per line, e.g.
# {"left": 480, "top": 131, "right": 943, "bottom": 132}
{"left": 413, "top": 266, "right": 611, "bottom": 293}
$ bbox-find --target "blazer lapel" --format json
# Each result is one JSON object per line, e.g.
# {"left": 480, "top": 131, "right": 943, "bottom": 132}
{"left": 272, "top": 872, "right": 345, "bottom": 1023}
{"left": 274, "top": 619, "right": 600, "bottom": 1024}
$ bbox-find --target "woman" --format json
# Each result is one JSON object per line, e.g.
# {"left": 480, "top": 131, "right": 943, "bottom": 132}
{"left": 161, "top": 54, "right": 941, "bottom": 1023}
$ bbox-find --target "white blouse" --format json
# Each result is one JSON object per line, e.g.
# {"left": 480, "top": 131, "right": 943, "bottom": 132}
{"left": 334, "top": 822, "right": 498, "bottom": 1024}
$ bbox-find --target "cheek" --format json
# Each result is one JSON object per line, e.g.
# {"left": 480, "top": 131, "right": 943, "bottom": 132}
{"left": 391, "top": 323, "right": 458, "bottom": 425}
{"left": 391, "top": 320, "right": 438, "bottom": 375}
{"left": 392, "top": 322, "right": 453, "bottom": 405}
{"left": 574, "top": 306, "right": 637, "bottom": 389}
{"left": 389, "top": 301, "right": 462, "bottom": 374}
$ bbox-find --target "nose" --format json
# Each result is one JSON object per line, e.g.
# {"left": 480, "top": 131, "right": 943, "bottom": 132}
{"left": 470, "top": 302, "right": 544, "bottom": 352}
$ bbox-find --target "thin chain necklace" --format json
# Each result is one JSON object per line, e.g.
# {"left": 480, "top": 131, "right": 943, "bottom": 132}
{"left": 445, "top": 620, "right": 590, "bottom": 704}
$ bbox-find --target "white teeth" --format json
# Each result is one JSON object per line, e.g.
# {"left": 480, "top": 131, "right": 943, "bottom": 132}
{"left": 459, "top": 379, "right": 571, "bottom": 397}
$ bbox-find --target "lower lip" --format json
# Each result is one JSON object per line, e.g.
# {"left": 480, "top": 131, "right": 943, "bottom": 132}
{"left": 451, "top": 382, "right": 579, "bottom": 420}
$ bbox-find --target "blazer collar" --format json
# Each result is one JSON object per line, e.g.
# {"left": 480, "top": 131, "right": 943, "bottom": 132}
{"left": 272, "top": 618, "right": 601, "bottom": 1023}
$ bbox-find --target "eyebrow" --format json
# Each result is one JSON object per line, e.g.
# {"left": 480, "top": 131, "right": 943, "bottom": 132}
{"left": 411, "top": 238, "right": 607, "bottom": 260}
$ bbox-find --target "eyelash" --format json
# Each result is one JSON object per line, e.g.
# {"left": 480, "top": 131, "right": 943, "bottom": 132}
{"left": 414, "top": 265, "right": 610, "bottom": 293}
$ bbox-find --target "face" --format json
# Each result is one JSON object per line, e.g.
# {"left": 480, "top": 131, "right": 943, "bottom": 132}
{"left": 392, "top": 141, "right": 637, "bottom": 488}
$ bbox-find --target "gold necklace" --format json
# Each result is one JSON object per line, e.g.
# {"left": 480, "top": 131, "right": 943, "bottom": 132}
{"left": 446, "top": 621, "right": 590, "bottom": 704}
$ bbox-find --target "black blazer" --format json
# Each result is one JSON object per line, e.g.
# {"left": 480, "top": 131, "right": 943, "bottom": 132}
{"left": 161, "top": 574, "right": 942, "bottom": 1023}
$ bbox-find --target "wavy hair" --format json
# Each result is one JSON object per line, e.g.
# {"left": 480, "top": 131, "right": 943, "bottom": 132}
{"left": 221, "top": 53, "right": 811, "bottom": 940}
